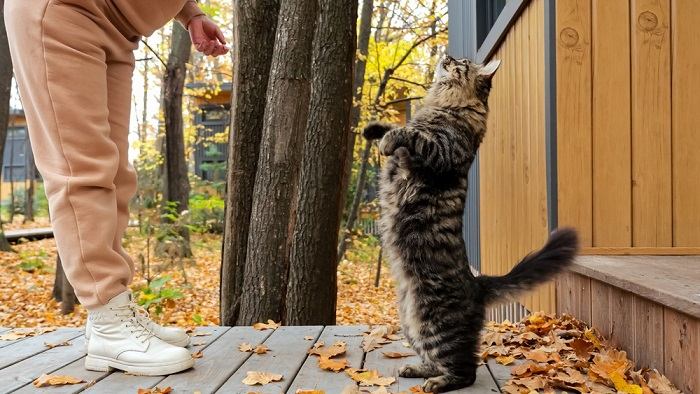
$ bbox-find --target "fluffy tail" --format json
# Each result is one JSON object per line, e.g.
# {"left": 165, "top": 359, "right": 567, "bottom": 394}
{"left": 476, "top": 228, "right": 579, "bottom": 304}
{"left": 363, "top": 121, "right": 395, "bottom": 140}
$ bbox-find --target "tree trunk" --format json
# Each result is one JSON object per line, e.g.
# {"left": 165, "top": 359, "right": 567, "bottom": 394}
{"left": 339, "top": 0, "right": 373, "bottom": 220}
{"left": 236, "top": 0, "right": 318, "bottom": 325}
{"left": 285, "top": 0, "right": 356, "bottom": 325}
{"left": 0, "top": 0, "right": 13, "bottom": 251}
{"left": 337, "top": 139, "right": 372, "bottom": 261}
{"left": 24, "top": 155, "right": 35, "bottom": 222}
{"left": 220, "top": 0, "right": 280, "bottom": 326}
{"left": 163, "top": 23, "right": 192, "bottom": 256}
{"left": 52, "top": 255, "right": 78, "bottom": 314}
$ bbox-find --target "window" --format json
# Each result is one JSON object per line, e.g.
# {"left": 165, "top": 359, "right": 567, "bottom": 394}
{"left": 476, "top": 0, "right": 508, "bottom": 48}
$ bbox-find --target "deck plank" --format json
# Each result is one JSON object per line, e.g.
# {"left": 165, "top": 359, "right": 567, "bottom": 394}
{"left": 0, "top": 328, "right": 82, "bottom": 370}
{"left": 81, "top": 326, "right": 229, "bottom": 394}
{"left": 0, "top": 335, "right": 86, "bottom": 393}
{"left": 157, "top": 326, "right": 273, "bottom": 393}
{"left": 286, "top": 325, "right": 367, "bottom": 394}
{"left": 215, "top": 325, "right": 323, "bottom": 393}
{"left": 364, "top": 339, "right": 499, "bottom": 393}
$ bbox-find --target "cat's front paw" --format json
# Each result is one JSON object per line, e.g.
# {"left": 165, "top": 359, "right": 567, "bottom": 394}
{"left": 399, "top": 364, "right": 421, "bottom": 378}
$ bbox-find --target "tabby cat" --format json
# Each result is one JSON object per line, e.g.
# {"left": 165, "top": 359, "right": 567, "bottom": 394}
{"left": 363, "top": 55, "right": 579, "bottom": 393}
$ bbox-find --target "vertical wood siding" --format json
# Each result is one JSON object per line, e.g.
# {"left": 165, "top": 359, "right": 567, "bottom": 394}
{"left": 479, "top": 0, "right": 553, "bottom": 313}
{"left": 556, "top": 0, "right": 700, "bottom": 248}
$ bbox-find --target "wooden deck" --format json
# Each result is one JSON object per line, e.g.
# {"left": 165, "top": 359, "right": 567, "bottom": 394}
{"left": 0, "top": 325, "right": 506, "bottom": 394}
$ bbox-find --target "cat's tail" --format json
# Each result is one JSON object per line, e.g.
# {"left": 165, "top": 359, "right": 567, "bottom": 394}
{"left": 475, "top": 228, "right": 579, "bottom": 304}
{"left": 363, "top": 121, "right": 395, "bottom": 140}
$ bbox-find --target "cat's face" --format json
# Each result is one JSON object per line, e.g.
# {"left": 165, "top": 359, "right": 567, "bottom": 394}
{"left": 428, "top": 55, "right": 501, "bottom": 107}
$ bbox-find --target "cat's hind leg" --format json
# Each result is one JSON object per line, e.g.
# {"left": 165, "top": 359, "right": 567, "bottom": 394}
{"left": 398, "top": 363, "right": 440, "bottom": 378}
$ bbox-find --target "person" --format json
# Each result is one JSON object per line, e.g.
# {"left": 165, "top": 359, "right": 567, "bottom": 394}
{"left": 4, "top": 0, "right": 228, "bottom": 375}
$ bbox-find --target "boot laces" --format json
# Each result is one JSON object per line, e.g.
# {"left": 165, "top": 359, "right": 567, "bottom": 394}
{"left": 110, "top": 304, "right": 156, "bottom": 343}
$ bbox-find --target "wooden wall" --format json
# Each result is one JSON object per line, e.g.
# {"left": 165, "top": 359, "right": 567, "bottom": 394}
{"left": 479, "top": 0, "right": 553, "bottom": 313}
{"left": 556, "top": 0, "right": 700, "bottom": 250}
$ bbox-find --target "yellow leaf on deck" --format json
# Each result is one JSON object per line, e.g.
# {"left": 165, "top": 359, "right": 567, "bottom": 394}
{"left": 254, "top": 344, "right": 269, "bottom": 354}
{"left": 382, "top": 351, "right": 414, "bottom": 358}
{"left": 318, "top": 356, "right": 349, "bottom": 372}
{"left": 346, "top": 368, "right": 395, "bottom": 386}
{"left": 241, "top": 371, "right": 283, "bottom": 385}
{"left": 191, "top": 350, "right": 203, "bottom": 358}
{"left": 44, "top": 340, "right": 71, "bottom": 349}
{"left": 303, "top": 336, "right": 314, "bottom": 341}
{"left": 137, "top": 387, "right": 172, "bottom": 394}
{"left": 495, "top": 355, "right": 516, "bottom": 365}
{"left": 610, "top": 371, "right": 643, "bottom": 394}
{"left": 252, "top": 320, "right": 280, "bottom": 330}
{"left": 409, "top": 385, "right": 430, "bottom": 393}
{"left": 239, "top": 343, "right": 254, "bottom": 352}
{"left": 33, "top": 374, "right": 85, "bottom": 387}
{"left": 296, "top": 390, "right": 325, "bottom": 394}
{"left": 308, "top": 341, "right": 346, "bottom": 358}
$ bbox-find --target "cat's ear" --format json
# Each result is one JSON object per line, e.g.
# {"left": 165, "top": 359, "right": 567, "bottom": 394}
{"left": 479, "top": 59, "right": 501, "bottom": 80}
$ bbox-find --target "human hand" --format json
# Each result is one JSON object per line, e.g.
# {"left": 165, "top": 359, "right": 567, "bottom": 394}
{"left": 188, "top": 15, "right": 229, "bottom": 57}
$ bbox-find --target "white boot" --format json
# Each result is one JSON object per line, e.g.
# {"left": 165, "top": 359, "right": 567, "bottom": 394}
{"left": 85, "top": 292, "right": 190, "bottom": 348}
{"left": 84, "top": 292, "right": 194, "bottom": 376}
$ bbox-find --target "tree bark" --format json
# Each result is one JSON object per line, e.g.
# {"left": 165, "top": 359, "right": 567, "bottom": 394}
{"left": 220, "top": 0, "right": 280, "bottom": 326}
{"left": 0, "top": 0, "right": 13, "bottom": 251}
{"left": 339, "top": 0, "right": 373, "bottom": 219}
{"left": 52, "top": 255, "right": 78, "bottom": 314}
{"left": 285, "top": 0, "right": 356, "bottom": 325}
{"left": 163, "top": 23, "right": 192, "bottom": 256}
{"left": 236, "top": 0, "right": 317, "bottom": 325}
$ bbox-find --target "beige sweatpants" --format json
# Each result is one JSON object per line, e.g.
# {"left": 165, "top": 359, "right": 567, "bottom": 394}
{"left": 5, "top": 0, "right": 142, "bottom": 308}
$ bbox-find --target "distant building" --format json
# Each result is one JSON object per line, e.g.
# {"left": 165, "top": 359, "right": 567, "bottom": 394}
{"left": 1, "top": 109, "right": 39, "bottom": 200}
{"left": 186, "top": 82, "right": 231, "bottom": 182}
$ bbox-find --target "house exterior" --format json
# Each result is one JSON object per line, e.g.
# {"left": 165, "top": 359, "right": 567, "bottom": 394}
{"left": 450, "top": 1, "right": 699, "bottom": 391}
{"left": 1, "top": 108, "right": 39, "bottom": 201}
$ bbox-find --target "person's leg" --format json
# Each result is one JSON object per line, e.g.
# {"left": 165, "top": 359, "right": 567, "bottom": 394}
{"left": 5, "top": 0, "right": 130, "bottom": 308}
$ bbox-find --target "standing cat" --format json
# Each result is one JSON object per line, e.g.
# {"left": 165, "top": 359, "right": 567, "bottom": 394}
{"left": 363, "top": 55, "right": 579, "bottom": 393}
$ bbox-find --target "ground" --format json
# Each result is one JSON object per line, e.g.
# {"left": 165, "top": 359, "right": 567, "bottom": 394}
{"left": 0, "top": 227, "right": 397, "bottom": 328}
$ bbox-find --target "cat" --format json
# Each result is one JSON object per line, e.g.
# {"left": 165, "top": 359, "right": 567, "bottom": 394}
{"left": 363, "top": 55, "right": 579, "bottom": 393}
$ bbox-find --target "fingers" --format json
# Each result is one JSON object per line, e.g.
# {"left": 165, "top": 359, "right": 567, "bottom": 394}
{"left": 215, "top": 27, "right": 227, "bottom": 45}
{"left": 195, "top": 39, "right": 229, "bottom": 57}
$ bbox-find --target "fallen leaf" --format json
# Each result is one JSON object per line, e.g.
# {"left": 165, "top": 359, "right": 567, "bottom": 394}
{"left": 239, "top": 343, "right": 254, "bottom": 352}
{"left": 191, "top": 350, "right": 203, "bottom": 359}
{"left": 33, "top": 374, "right": 85, "bottom": 387}
{"left": 609, "top": 370, "right": 643, "bottom": 394}
{"left": 190, "top": 332, "right": 212, "bottom": 337}
{"left": 362, "top": 326, "right": 393, "bottom": 352}
{"left": 252, "top": 320, "right": 280, "bottom": 330}
{"left": 137, "top": 387, "right": 172, "bottom": 394}
{"left": 496, "top": 355, "right": 516, "bottom": 365}
{"left": 646, "top": 369, "right": 682, "bottom": 394}
{"left": 295, "top": 390, "right": 325, "bottom": 394}
{"left": 303, "top": 336, "right": 314, "bottom": 341}
{"left": 318, "top": 356, "right": 349, "bottom": 372}
{"left": 382, "top": 351, "right": 414, "bottom": 358}
{"left": 385, "top": 334, "right": 403, "bottom": 341}
{"left": 401, "top": 341, "right": 411, "bottom": 348}
{"left": 370, "top": 387, "right": 390, "bottom": 394}
{"left": 568, "top": 338, "right": 594, "bottom": 359}
{"left": 254, "top": 344, "right": 269, "bottom": 354}
{"left": 346, "top": 368, "right": 395, "bottom": 386}
{"left": 241, "top": 371, "right": 283, "bottom": 385}
{"left": 524, "top": 350, "right": 549, "bottom": 363}
{"left": 44, "top": 340, "right": 71, "bottom": 349}
{"left": 409, "top": 385, "right": 430, "bottom": 393}
{"left": 308, "top": 341, "right": 346, "bottom": 358}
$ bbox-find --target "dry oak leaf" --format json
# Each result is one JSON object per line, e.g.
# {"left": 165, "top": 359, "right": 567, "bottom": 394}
{"left": 482, "top": 330, "right": 506, "bottom": 346}
{"left": 318, "top": 356, "right": 350, "bottom": 372}
{"left": 33, "top": 374, "right": 85, "bottom": 388}
{"left": 308, "top": 341, "right": 346, "bottom": 358}
{"left": 646, "top": 369, "right": 682, "bottom": 394}
{"left": 295, "top": 390, "right": 325, "bottom": 394}
{"left": 510, "top": 362, "right": 551, "bottom": 378}
{"left": 409, "top": 385, "right": 430, "bottom": 393}
{"left": 362, "top": 326, "right": 393, "bottom": 352}
{"left": 386, "top": 334, "right": 403, "bottom": 341}
{"left": 44, "top": 340, "right": 71, "bottom": 349}
{"left": 346, "top": 368, "right": 396, "bottom": 387}
{"left": 382, "top": 351, "right": 414, "bottom": 358}
{"left": 137, "top": 387, "right": 172, "bottom": 394}
{"left": 589, "top": 349, "right": 632, "bottom": 381}
{"left": 524, "top": 350, "right": 549, "bottom": 363}
{"left": 495, "top": 355, "right": 516, "bottom": 365}
{"left": 254, "top": 344, "right": 269, "bottom": 354}
{"left": 253, "top": 320, "right": 281, "bottom": 331}
{"left": 568, "top": 338, "right": 595, "bottom": 359}
{"left": 241, "top": 371, "right": 283, "bottom": 385}
{"left": 191, "top": 350, "right": 204, "bottom": 359}
{"left": 303, "top": 336, "right": 314, "bottom": 341}
{"left": 370, "top": 387, "right": 390, "bottom": 394}
{"left": 239, "top": 343, "right": 254, "bottom": 352}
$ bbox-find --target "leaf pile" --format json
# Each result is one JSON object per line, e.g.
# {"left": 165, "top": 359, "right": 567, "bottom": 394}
{"left": 482, "top": 312, "right": 683, "bottom": 394}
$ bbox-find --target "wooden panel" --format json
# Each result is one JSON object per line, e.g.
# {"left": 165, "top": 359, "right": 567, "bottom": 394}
{"left": 0, "top": 335, "right": 86, "bottom": 393}
{"left": 664, "top": 308, "right": 699, "bottom": 394}
{"left": 632, "top": 297, "right": 664, "bottom": 370}
{"left": 0, "top": 328, "right": 82, "bottom": 370}
{"left": 555, "top": 272, "right": 591, "bottom": 324}
{"left": 216, "top": 326, "right": 323, "bottom": 393}
{"left": 556, "top": 0, "right": 593, "bottom": 246}
{"left": 631, "top": 0, "right": 672, "bottom": 246}
{"left": 607, "top": 287, "right": 636, "bottom": 360}
{"left": 286, "top": 325, "right": 367, "bottom": 393}
{"left": 589, "top": 279, "right": 612, "bottom": 339}
{"left": 156, "top": 327, "right": 269, "bottom": 393}
{"left": 581, "top": 246, "right": 700, "bottom": 255}
{"left": 478, "top": 0, "right": 552, "bottom": 314}
{"left": 671, "top": 0, "right": 700, "bottom": 247}
{"left": 591, "top": 0, "right": 632, "bottom": 247}
{"left": 82, "top": 326, "right": 229, "bottom": 394}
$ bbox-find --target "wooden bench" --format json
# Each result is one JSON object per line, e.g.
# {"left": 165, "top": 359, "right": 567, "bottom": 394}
{"left": 0, "top": 325, "right": 503, "bottom": 393}
{"left": 556, "top": 255, "right": 700, "bottom": 394}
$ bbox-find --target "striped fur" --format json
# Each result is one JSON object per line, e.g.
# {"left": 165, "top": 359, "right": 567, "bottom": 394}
{"left": 365, "top": 56, "right": 579, "bottom": 392}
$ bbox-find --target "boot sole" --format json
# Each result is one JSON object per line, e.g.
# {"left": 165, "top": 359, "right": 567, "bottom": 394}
{"left": 85, "top": 355, "right": 194, "bottom": 376}
{"left": 84, "top": 336, "right": 190, "bottom": 350}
